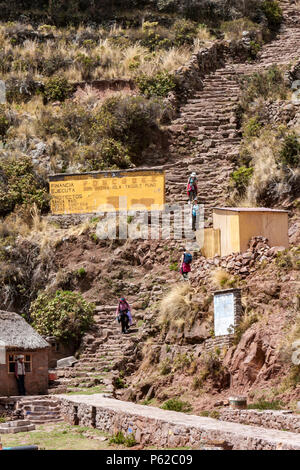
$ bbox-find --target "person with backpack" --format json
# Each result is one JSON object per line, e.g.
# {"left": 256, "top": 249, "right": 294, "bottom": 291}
{"left": 180, "top": 251, "right": 192, "bottom": 280}
{"left": 187, "top": 172, "right": 198, "bottom": 204}
{"left": 191, "top": 198, "right": 200, "bottom": 231}
{"left": 116, "top": 297, "right": 132, "bottom": 334}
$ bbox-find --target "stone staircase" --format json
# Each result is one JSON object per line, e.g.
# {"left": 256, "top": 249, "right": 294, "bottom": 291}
{"left": 164, "top": 69, "right": 241, "bottom": 225}
{"left": 162, "top": 0, "right": 300, "bottom": 225}
{"left": 16, "top": 396, "right": 63, "bottom": 425}
{"left": 49, "top": 304, "right": 139, "bottom": 394}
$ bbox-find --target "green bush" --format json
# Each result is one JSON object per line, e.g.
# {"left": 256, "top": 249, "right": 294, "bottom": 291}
{"left": 243, "top": 116, "right": 262, "bottom": 138}
{"left": 96, "top": 138, "right": 131, "bottom": 170}
{"left": 93, "top": 95, "right": 164, "bottom": 163}
{"left": 161, "top": 398, "right": 192, "bottom": 412}
{"left": 261, "top": 1, "right": 283, "bottom": 30}
{"left": 114, "top": 376, "right": 126, "bottom": 389}
{"left": 139, "top": 21, "right": 172, "bottom": 50}
{"left": 75, "top": 267, "right": 86, "bottom": 277}
{"left": 39, "top": 103, "right": 94, "bottom": 142}
{"left": 136, "top": 71, "right": 176, "bottom": 98}
{"left": 124, "top": 433, "right": 137, "bottom": 447}
{"left": 30, "top": 290, "right": 95, "bottom": 343}
{"left": 43, "top": 75, "right": 74, "bottom": 102}
{"left": 169, "top": 262, "right": 178, "bottom": 271}
{"left": 172, "top": 19, "right": 199, "bottom": 46}
{"left": 231, "top": 166, "right": 254, "bottom": 195}
{"left": 279, "top": 133, "right": 300, "bottom": 168}
{"left": 109, "top": 431, "right": 136, "bottom": 447}
{"left": 0, "top": 156, "right": 49, "bottom": 216}
{"left": 75, "top": 53, "right": 100, "bottom": 80}
{"left": 249, "top": 41, "right": 261, "bottom": 60}
{"left": 109, "top": 431, "right": 125, "bottom": 445}
{"left": 76, "top": 140, "right": 131, "bottom": 171}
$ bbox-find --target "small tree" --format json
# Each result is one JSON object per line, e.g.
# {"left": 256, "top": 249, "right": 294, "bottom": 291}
{"left": 30, "top": 290, "right": 95, "bottom": 343}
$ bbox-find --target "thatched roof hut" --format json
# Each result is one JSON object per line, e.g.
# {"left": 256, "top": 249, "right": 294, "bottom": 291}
{"left": 0, "top": 310, "right": 49, "bottom": 350}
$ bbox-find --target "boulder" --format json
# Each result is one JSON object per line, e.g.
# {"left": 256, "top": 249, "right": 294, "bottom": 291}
{"left": 56, "top": 356, "right": 78, "bottom": 368}
{"left": 184, "top": 319, "right": 210, "bottom": 343}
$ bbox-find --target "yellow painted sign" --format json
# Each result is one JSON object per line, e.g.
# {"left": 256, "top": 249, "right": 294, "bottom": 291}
{"left": 49, "top": 169, "right": 165, "bottom": 214}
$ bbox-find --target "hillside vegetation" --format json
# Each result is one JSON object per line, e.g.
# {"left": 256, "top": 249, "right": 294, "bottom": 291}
{"left": 0, "top": 0, "right": 299, "bottom": 412}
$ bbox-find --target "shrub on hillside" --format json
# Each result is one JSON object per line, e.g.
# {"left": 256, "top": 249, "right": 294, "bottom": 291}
{"left": 93, "top": 95, "right": 164, "bottom": 163}
{"left": 161, "top": 398, "right": 192, "bottom": 412}
{"left": 261, "top": 1, "right": 283, "bottom": 30}
{"left": 6, "top": 75, "right": 41, "bottom": 103}
{"left": 38, "top": 95, "right": 165, "bottom": 169}
{"left": 136, "top": 71, "right": 176, "bottom": 98}
{"left": 242, "top": 116, "right": 263, "bottom": 138}
{"left": 231, "top": 166, "right": 254, "bottom": 195}
{"left": 39, "top": 103, "right": 94, "bottom": 142}
{"left": 30, "top": 290, "right": 95, "bottom": 343}
{"left": 172, "top": 18, "right": 199, "bottom": 46}
{"left": 0, "top": 156, "right": 49, "bottom": 216}
{"left": 279, "top": 133, "right": 300, "bottom": 168}
{"left": 139, "top": 21, "right": 172, "bottom": 50}
{"left": 77, "top": 139, "right": 132, "bottom": 171}
{"left": 43, "top": 75, "right": 74, "bottom": 103}
{"left": 75, "top": 53, "right": 100, "bottom": 81}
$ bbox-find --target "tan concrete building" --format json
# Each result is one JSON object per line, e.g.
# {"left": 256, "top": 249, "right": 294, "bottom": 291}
{"left": 0, "top": 311, "right": 50, "bottom": 396}
{"left": 202, "top": 207, "right": 289, "bottom": 258}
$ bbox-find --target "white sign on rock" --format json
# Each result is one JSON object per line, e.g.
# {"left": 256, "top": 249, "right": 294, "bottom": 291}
{"left": 214, "top": 292, "right": 235, "bottom": 336}
{"left": 0, "top": 340, "right": 6, "bottom": 364}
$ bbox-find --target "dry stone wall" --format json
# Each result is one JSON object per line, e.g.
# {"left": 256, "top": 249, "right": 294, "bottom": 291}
{"left": 57, "top": 394, "right": 300, "bottom": 450}
{"left": 219, "top": 409, "right": 300, "bottom": 434}
{"left": 192, "top": 236, "right": 283, "bottom": 280}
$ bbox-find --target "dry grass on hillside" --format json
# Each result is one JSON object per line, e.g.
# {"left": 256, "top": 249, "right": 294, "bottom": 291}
{"left": 158, "top": 283, "right": 197, "bottom": 332}
{"left": 0, "top": 205, "right": 92, "bottom": 261}
{"left": 0, "top": 21, "right": 213, "bottom": 82}
{"left": 211, "top": 268, "right": 237, "bottom": 289}
{"left": 220, "top": 18, "right": 260, "bottom": 40}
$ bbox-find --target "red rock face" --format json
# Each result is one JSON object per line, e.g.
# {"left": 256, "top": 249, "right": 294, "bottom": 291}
{"left": 227, "top": 331, "right": 267, "bottom": 388}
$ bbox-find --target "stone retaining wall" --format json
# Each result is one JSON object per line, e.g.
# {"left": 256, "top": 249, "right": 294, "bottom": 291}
{"left": 219, "top": 409, "right": 300, "bottom": 434}
{"left": 204, "top": 335, "right": 234, "bottom": 352}
{"left": 57, "top": 394, "right": 300, "bottom": 450}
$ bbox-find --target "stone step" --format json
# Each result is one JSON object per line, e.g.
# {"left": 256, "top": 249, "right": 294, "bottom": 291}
{"left": 0, "top": 423, "right": 36, "bottom": 434}
{"left": 28, "top": 418, "right": 64, "bottom": 424}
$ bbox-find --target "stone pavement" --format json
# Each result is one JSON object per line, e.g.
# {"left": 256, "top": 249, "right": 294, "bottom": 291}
{"left": 57, "top": 394, "right": 300, "bottom": 450}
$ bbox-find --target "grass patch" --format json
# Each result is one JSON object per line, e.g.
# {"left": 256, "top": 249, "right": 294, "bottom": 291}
{"left": 0, "top": 423, "right": 110, "bottom": 450}
{"left": 109, "top": 431, "right": 137, "bottom": 447}
{"left": 66, "top": 385, "right": 107, "bottom": 395}
{"left": 248, "top": 399, "right": 283, "bottom": 410}
{"left": 161, "top": 398, "right": 192, "bottom": 413}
